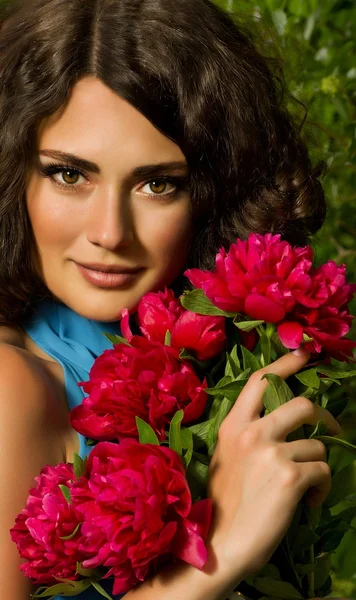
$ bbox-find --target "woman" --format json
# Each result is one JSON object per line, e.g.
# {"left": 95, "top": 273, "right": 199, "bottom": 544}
{"left": 0, "top": 0, "right": 344, "bottom": 599}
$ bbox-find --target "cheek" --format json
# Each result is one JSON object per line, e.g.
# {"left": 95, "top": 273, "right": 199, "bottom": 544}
{"left": 143, "top": 204, "right": 192, "bottom": 262}
{"left": 27, "top": 180, "right": 82, "bottom": 253}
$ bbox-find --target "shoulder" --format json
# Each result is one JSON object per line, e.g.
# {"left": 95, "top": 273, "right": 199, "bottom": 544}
{"left": 0, "top": 342, "right": 55, "bottom": 436}
{"left": 0, "top": 340, "right": 69, "bottom": 463}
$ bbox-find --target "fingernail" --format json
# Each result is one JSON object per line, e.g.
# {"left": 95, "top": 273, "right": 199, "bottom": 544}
{"left": 292, "top": 347, "right": 309, "bottom": 357}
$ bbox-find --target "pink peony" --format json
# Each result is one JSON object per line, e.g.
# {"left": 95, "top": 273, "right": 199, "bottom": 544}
{"left": 10, "top": 463, "right": 85, "bottom": 584}
{"left": 71, "top": 440, "right": 212, "bottom": 595}
{"left": 185, "top": 233, "right": 314, "bottom": 321}
{"left": 70, "top": 336, "right": 208, "bottom": 442}
{"left": 135, "top": 288, "right": 226, "bottom": 361}
{"left": 277, "top": 261, "right": 356, "bottom": 360}
{"left": 185, "top": 233, "right": 356, "bottom": 358}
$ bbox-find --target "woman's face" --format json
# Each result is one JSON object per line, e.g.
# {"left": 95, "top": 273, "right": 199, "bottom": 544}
{"left": 26, "top": 77, "right": 192, "bottom": 321}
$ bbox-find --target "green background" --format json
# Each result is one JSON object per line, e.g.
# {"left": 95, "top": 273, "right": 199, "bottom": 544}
{"left": 213, "top": 0, "right": 356, "bottom": 596}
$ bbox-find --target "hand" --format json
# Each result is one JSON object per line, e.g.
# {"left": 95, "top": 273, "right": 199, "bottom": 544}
{"left": 206, "top": 350, "right": 341, "bottom": 593}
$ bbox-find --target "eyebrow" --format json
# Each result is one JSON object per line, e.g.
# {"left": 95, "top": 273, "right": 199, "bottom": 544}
{"left": 39, "top": 150, "right": 189, "bottom": 178}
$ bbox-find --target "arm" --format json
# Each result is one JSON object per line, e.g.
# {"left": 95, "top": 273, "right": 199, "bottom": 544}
{"left": 0, "top": 345, "right": 69, "bottom": 599}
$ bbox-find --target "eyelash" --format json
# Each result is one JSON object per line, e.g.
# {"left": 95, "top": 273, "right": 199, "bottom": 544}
{"left": 39, "top": 162, "right": 190, "bottom": 200}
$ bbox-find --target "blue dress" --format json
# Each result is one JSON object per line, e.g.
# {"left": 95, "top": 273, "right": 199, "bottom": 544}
{"left": 24, "top": 298, "right": 126, "bottom": 600}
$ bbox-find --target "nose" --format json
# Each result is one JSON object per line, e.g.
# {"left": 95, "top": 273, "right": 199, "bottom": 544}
{"left": 85, "top": 186, "right": 134, "bottom": 251}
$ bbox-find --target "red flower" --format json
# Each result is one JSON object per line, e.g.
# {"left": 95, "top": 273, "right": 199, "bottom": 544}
{"left": 70, "top": 336, "right": 207, "bottom": 442}
{"left": 10, "top": 464, "right": 85, "bottom": 584}
{"left": 71, "top": 440, "right": 212, "bottom": 595}
{"left": 136, "top": 288, "right": 226, "bottom": 361}
{"left": 278, "top": 261, "right": 356, "bottom": 360}
{"left": 185, "top": 233, "right": 314, "bottom": 321}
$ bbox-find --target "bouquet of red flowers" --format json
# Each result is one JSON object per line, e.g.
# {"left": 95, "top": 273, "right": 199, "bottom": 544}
{"left": 11, "top": 233, "right": 356, "bottom": 600}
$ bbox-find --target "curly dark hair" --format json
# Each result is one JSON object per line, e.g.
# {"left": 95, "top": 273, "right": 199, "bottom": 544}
{"left": 0, "top": 0, "right": 327, "bottom": 325}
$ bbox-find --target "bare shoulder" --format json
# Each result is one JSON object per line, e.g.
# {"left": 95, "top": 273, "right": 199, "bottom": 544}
{"left": 0, "top": 339, "right": 71, "bottom": 462}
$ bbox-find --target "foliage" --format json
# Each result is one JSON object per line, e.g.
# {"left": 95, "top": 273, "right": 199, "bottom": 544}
{"left": 213, "top": 0, "right": 356, "bottom": 596}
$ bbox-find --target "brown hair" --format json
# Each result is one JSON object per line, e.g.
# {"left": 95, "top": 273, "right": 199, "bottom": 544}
{"left": 0, "top": 0, "right": 326, "bottom": 325}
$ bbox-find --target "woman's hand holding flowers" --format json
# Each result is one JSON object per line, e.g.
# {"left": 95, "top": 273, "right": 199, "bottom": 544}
{"left": 205, "top": 350, "right": 341, "bottom": 597}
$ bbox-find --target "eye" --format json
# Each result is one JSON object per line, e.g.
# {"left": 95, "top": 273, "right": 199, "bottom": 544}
{"left": 140, "top": 178, "right": 181, "bottom": 198}
{"left": 54, "top": 169, "right": 83, "bottom": 185}
{"left": 39, "top": 162, "right": 88, "bottom": 190}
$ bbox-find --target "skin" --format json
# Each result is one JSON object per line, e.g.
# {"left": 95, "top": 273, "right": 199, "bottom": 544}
{"left": 26, "top": 76, "right": 193, "bottom": 322}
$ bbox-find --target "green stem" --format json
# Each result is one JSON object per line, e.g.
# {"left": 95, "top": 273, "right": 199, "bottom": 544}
{"left": 308, "top": 544, "right": 315, "bottom": 599}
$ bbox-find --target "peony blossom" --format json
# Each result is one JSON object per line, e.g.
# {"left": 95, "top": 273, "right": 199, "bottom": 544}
{"left": 10, "top": 463, "right": 85, "bottom": 584}
{"left": 70, "top": 336, "right": 208, "bottom": 442}
{"left": 135, "top": 288, "right": 226, "bottom": 361}
{"left": 71, "top": 440, "right": 212, "bottom": 595}
{"left": 277, "top": 261, "right": 356, "bottom": 360}
{"left": 185, "top": 233, "right": 314, "bottom": 321}
{"left": 186, "top": 233, "right": 356, "bottom": 358}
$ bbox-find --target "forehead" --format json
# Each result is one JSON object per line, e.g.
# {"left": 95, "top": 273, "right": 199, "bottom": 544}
{"left": 36, "top": 76, "right": 185, "bottom": 164}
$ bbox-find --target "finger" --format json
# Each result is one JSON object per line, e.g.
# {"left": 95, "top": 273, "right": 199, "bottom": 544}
{"left": 263, "top": 396, "right": 341, "bottom": 440}
{"left": 230, "top": 348, "right": 310, "bottom": 422}
{"left": 282, "top": 438, "right": 327, "bottom": 463}
{"left": 300, "top": 460, "right": 331, "bottom": 507}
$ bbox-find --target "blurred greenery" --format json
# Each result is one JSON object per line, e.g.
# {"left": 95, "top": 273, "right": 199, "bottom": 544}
{"left": 213, "top": 0, "right": 356, "bottom": 596}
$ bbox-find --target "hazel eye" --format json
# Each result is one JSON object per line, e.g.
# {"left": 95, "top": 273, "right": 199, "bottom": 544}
{"left": 141, "top": 179, "right": 176, "bottom": 196}
{"left": 60, "top": 169, "right": 82, "bottom": 185}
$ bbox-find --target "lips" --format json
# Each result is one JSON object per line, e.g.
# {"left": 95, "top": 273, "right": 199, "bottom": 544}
{"left": 77, "top": 262, "right": 143, "bottom": 274}
{"left": 75, "top": 262, "right": 144, "bottom": 289}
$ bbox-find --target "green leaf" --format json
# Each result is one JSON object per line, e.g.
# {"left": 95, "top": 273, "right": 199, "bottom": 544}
{"left": 225, "top": 346, "right": 241, "bottom": 378}
{"left": 59, "top": 485, "right": 72, "bottom": 505}
{"left": 90, "top": 581, "right": 114, "bottom": 599}
{"left": 59, "top": 522, "right": 82, "bottom": 540}
{"left": 291, "top": 524, "right": 320, "bottom": 553}
{"left": 272, "top": 9, "right": 288, "bottom": 37}
{"left": 164, "top": 330, "right": 171, "bottom": 346}
{"left": 76, "top": 563, "right": 98, "bottom": 578}
{"left": 207, "top": 396, "right": 234, "bottom": 455}
{"left": 295, "top": 369, "right": 320, "bottom": 389}
{"left": 205, "top": 379, "right": 245, "bottom": 402}
{"left": 103, "top": 333, "right": 131, "bottom": 347}
{"left": 180, "top": 289, "right": 236, "bottom": 317}
{"left": 241, "top": 346, "right": 261, "bottom": 372}
{"left": 135, "top": 417, "right": 160, "bottom": 445}
{"left": 315, "top": 435, "right": 356, "bottom": 455}
{"left": 309, "top": 420, "right": 329, "bottom": 439}
{"left": 246, "top": 576, "right": 303, "bottom": 599}
{"left": 325, "top": 460, "right": 356, "bottom": 507}
{"left": 181, "top": 427, "right": 194, "bottom": 468}
{"left": 316, "top": 364, "right": 356, "bottom": 379}
{"left": 169, "top": 409, "right": 184, "bottom": 456}
{"left": 186, "top": 456, "right": 209, "bottom": 498}
{"left": 316, "top": 527, "right": 349, "bottom": 553}
{"left": 322, "top": 394, "right": 348, "bottom": 418}
{"left": 32, "top": 579, "right": 92, "bottom": 598}
{"left": 234, "top": 319, "right": 264, "bottom": 332}
{"left": 260, "top": 334, "right": 271, "bottom": 366}
{"left": 73, "top": 453, "right": 87, "bottom": 480}
{"left": 262, "top": 373, "right": 294, "bottom": 413}
{"left": 258, "top": 563, "right": 281, "bottom": 579}
{"left": 314, "top": 554, "right": 332, "bottom": 591}
{"left": 306, "top": 505, "right": 323, "bottom": 530}
{"left": 188, "top": 419, "right": 214, "bottom": 446}
{"left": 296, "top": 562, "right": 317, "bottom": 576}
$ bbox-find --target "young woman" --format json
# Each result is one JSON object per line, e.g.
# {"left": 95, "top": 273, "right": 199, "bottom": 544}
{"left": 0, "top": 0, "right": 344, "bottom": 599}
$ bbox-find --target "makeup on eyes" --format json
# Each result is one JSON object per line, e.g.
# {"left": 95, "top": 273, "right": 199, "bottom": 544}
{"left": 38, "top": 161, "right": 191, "bottom": 200}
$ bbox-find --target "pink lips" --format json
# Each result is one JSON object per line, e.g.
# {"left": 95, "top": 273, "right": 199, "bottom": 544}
{"left": 75, "top": 263, "right": 144, "bottom": 289}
